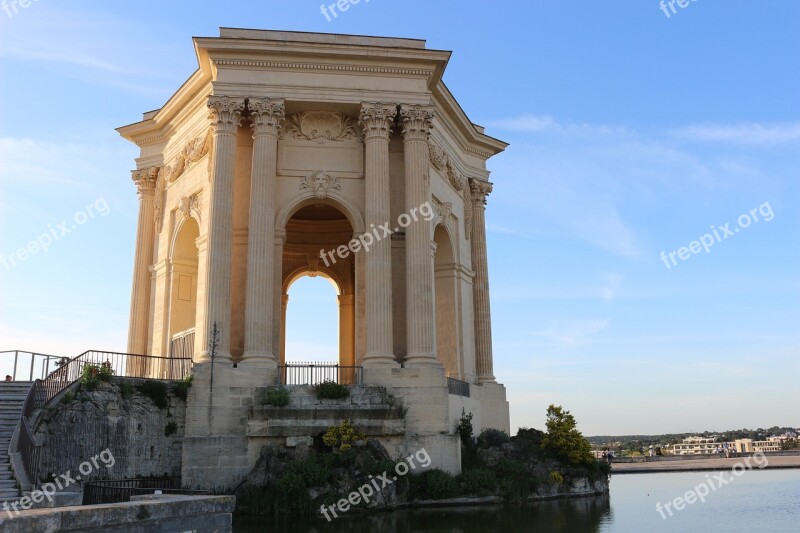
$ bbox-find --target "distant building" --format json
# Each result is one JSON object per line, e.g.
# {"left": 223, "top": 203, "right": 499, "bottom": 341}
{"left": 671, "top": 436, "right": 719, "bottom": 455}
{"left": 734, "top": 438, "right": 782, "bottom": 453}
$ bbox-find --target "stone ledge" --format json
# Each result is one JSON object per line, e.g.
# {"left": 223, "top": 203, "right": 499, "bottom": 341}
{"left": 0, "top": 495, "right": 234, "bottom": 533}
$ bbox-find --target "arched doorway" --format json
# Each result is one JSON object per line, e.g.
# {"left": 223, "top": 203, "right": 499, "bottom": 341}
{"left": 168, "top": 217, "right": 199, "bottom": 360}
{"left": 434, "top": 224, "right": 461, "bottom": 378}
{"left": 280, "top": 203, "right": 356, "bottom": 381}
{"left": 284, "top": 274, "right": 340, "bottom": 364}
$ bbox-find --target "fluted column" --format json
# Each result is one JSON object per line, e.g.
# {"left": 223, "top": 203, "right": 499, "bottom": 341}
{"left": 242, "top": 98, "right": 285, "bottom": 366}
{"left": 128, "top": 167, "right": 159, "bottom": 355}
{"left": 201, "top": 96, "right": 245, "bottom": 362}
{"left": 359, "top": 103, "right": 398, "bottom": 366}
{"left": 400, "top": 104, "right": 439, "bottom": 366}
{"left": 338, "top": 294, "right": 355, "bottom": 369}
{"left": 469, "top": 178, "right": 496, "bottom": 383}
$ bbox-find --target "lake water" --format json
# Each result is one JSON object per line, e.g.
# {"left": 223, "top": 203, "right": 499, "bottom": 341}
{"left": 234, "top": 469, "right": 799, "bottom": 532}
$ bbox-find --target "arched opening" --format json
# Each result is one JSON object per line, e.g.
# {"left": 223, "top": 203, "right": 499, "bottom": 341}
{"left": 284, "top": 275, "right": 340, "bottom": 364}
{"left": 281, "top": 203, "right": 356, "bottom": 382}
{"left": 168, "top": 218, "right": 199, "bottom": 359}
{"left": 434, "top": 224, "right": 461, "bottom": 378}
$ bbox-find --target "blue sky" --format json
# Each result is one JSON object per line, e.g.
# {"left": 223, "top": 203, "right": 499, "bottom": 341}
{"left": 0, "top": 1, "right": 798, "bottom": 435}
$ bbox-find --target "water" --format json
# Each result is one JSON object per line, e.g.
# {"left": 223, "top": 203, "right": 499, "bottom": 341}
{"left": 234, "top": 469, "right": 800, "bottom": 532}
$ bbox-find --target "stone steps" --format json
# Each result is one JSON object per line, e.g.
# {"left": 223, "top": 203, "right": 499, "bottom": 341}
{"left": 0, "top": 382, "right": 33, "bottom": 504}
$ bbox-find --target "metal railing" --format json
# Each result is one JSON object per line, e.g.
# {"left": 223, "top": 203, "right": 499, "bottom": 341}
{"left": 16, "top": 349, "right": 193, "bottom": 485}
{"left": 82, "top": 478, "right": 208, "bottom": 505}
{"left": 170, "top": 328, "right": 195, "bottom": 359}
{"left": 279, "top": 363, "right": 363, "bottom": 386}
{"left": 447, "top": 377, "right": 470, "bottom": 397}
{"left": 0, "top": 350, "right": 65, "bottom": 382}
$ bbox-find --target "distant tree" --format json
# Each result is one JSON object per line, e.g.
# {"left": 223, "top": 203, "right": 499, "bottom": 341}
{"left": 541, "top": 405, "right": 594, "bottom": 467}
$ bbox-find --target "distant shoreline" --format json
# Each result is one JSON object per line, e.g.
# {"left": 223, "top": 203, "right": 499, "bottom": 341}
{"left": 610, "top": 454, "right": 800, "bottom": 474}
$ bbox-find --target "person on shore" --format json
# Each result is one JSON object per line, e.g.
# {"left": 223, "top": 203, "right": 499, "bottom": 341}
{"left": 724, "top": 442, "right": 731, "bottom": 458}
{"left": 3, "top": 375, "right": 11, "bottom": 382}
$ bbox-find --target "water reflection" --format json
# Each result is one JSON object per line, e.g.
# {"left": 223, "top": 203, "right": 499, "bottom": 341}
{"left": 235, "top": 495, "right": 610, "bottom": 532}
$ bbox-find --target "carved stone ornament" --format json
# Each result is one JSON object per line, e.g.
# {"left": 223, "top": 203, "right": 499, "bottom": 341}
{"left": 283, "top": 111, "right": 358, "bottom": 143}
{"left": 400, "top": 105, "right": 435, "bottom": 141}
{"left": 300, "top": 171, "right": 342, "bottom": 200}
{"left": 359, "top": 103, "right": 398, "bottom": 140}
{"left": 436, "top": 202, "right": 453, "bottom": 226}
{"left": 207, "top": 95, "right": 246, "bottom": 133}
{"left": 132, "top": 167, "right": 158, "bottom": 196}
{"left": 178, "top": 193, "right": 202, "bottom": 222}
{"left": 159, "top": 128, "right": 214, "bottom": 184}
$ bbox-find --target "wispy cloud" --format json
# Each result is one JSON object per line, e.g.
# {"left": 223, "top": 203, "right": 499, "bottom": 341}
{"left": 528, "top": 319, "right": 610, "bottom": 348}
{"left": 488, "top": 114, "right": 626, "bottom": 136}
{"left": 670, "top": 122, "right": 800, "bottom": 146}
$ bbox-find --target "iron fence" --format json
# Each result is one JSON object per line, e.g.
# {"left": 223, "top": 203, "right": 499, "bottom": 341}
{"left": 0, "top": 350, "right": 65, "bottom": 382}
{"left": 82, "top": 478, "right": 208, "bottom": 505}
{"left": 279, "top": 363, "right": 363, "bottom": 386}
{"left": 447, "top": 376, "right": 470, "bottom": 397}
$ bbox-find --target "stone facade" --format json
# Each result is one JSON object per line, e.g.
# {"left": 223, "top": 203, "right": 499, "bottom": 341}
{"left": 117, "top": 28, "right": 510, "bottom": 489}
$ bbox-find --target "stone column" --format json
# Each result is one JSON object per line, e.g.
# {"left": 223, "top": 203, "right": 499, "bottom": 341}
{"left": 242, "top": 98, "right": 285, "bottom": 366}
{"left": 469, "top": 178, "right": 496, "bottom": 383}
{"left": 128, "top": 167, "right": 159, "bottom": 355}
{"left": 400, "top": 105, "right": 439, "bottom": 367}
{"left": 338, "top": 294, "right": 355, "bottom": 369}
{"left": 201, "top": 96, "right": 245, "bottom": 363}
{"left": 359, "top": 103, "right": 398, "bottom": 366}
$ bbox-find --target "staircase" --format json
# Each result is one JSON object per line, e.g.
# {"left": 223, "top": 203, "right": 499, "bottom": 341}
{"left": 0, "top": 381, "right": 31, "bottom": 503}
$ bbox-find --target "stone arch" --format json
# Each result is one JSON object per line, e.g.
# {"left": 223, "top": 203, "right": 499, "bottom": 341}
{"left": 433, "top": 222, "right": 461, "bottom": 378}
{"left": 166, "top": 216, "right": 200, "bottom": 361}
{"left": 275, "top": 188, "right": 365, "bottom": 236}
{"left": 279, "top": 201, "right": 358, "bottom": 372}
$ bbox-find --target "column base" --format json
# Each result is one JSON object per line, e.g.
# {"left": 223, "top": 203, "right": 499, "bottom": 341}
{"left": 240, "top": 353, "right": 279, "bottom": 367}
{"left": 404, "top": 354, "right": 443, "bottom": 368}
{"left": 362, "top": 354, "right": 399, "bottom": 367}
{"left": 477, "top": 374, "right": 497, "bottom": 384}
{"left": 197, "top": 351, "right": 233, "bottom": 364}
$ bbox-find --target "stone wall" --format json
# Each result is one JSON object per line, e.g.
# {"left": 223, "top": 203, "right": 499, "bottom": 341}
{"left": 32, "top": 378, "right": 187, "bottom": 485}
{"left": 0, "top": 495, "right": 234, "bottom": 533}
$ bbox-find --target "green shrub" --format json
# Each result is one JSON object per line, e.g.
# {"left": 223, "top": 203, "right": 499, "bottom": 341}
{"left": 456, "top": 409, "right": 474, "bottom": 446}
{"left": 80, "top": 362, "right": 114, "bottom": 391}
{"left": 410, "top": 469, "right": 459, "bottom": 500}
{"left": 61, "top": 391, "right": 76, "bottom": 405}
{"left": 541, "top": 405, "right": 595, "bottom": 467}
{"left": 164, "top": 422, "right": 178, "bottom": 437}
{"left": 457, "top": 468, "right": 496, "bottom": 495}
{"left": 136, "top": 381, "right": 169, "bottom": 409}
{"left": 548, "top": 470, "right": 564, "bottom": 485}
{"left": 322, "top": 419, "right": 365, "bottom": 451}
{"left": 262, "top": 387, "right": 291, "bottom": 407}
{"left": 119, "top": 382, "right": 135, "bottom": 399}
{"left": 173, "top": 375, "right": 193, "bottom": 401}
{"left": 314, "top": 380, "right": 349, "bottom": 400}
{"left": 496, "top": 459, "right": 536, "bottom": 503}
{"left": 477, "top": 428, "right": 510, "bottom": 448}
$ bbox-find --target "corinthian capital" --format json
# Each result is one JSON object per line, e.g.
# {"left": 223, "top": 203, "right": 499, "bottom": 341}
{"left": 469, "top": 178, "right": 493, "bottom": 207}
{"left": 359, "top": 102, "right": 397, "bottom": 140}
{"left": 132, "top": 167, "right": 159, "bottom": 197}
{"left": 249, "top": 97, "right": 285, "bottom": 137}
{"left": 207, "top": 95, "right": 246, "bottom": 133}
{"left": 400, "top": 104, "right": 435, "bottom": 142}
